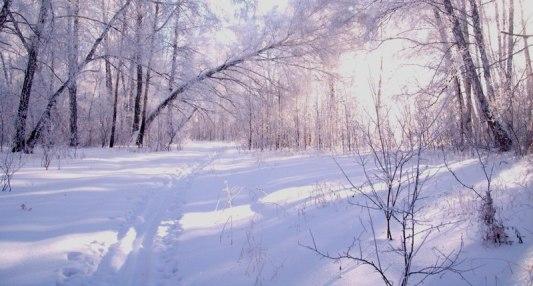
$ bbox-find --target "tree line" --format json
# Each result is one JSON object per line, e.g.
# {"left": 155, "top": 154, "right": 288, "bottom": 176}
{"left": 0, "top": 0, "right": 530, "bottom": 154}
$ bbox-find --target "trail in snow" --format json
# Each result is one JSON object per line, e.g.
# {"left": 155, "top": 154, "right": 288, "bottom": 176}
{"left": 86, "top": 144, "right": 226, "bottom": 286}
{"left": 0, "top": 143, "right": 531, "bottom": 286}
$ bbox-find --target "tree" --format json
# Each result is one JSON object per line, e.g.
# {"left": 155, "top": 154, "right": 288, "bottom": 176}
{"left": 131, "top": 0, "right": 144, "bottom": 134}
{"left": 434, "top": 9, "right": 467, "bottom": 147}
{"left": 134, "top": 0, "right": 359, "bottom": 145}
{"left": 23, "top": 0, "right": 133, "bottom": 152}
{"left": 11, "top": 0, "right": 50, "bottom": 152}
{"left": 0, "top": 0, "right": 11, "bottom": 31}
{"left": 441, "top": 0, "right": 513, "bottom": 151}
{"left": 136, "top": 2, "right": 160, "bottom": 146}
{"left": 67, "top": 0, "right": 80, "bottom": 147}
{"left": 109, "top": 0, "right": 129, "bottom": 148}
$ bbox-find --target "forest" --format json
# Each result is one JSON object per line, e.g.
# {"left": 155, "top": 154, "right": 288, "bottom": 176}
{"left": 0, "top": 0, "right": 532, "bottom": 285}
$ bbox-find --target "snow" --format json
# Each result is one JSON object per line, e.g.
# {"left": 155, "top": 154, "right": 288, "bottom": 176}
{"left": 0, "top": 142, "right": 531, "bottom": 285}
{"left": 180, "top": 204, "right": 257, "bottom": 230}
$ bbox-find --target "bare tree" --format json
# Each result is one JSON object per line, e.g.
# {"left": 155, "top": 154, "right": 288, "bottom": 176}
{"left": 1, "top": 152, "right": 22, "bottom": 192}
{"left": 305, "top": 145, "right": 465, "bottom": 285}
{"left": 444, "top": 149, "right": 519, "bottom": 244}
{"left": 23, "top": 0, "right": 133, "bottom": 152}
{"left": 340, "top": 61, "right": 414, "bottom": 240}
{"left": 132, "top": 0, "right": 359, "bottom": 144}
{"left": 441, "top": 0, "right": 513, "bottom": 151}
{"left": 11, "top": 0, "right": 50, "bottom": 152}
{"left": 0, "top": 0, "right": 529, "bottom": 155}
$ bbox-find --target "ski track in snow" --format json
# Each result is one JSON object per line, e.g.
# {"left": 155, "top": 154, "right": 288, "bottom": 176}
{"left": 85, "top": 145, "right": 226, "bottom": 286}
{"left": 0, "top": 142, "right": 531, "bottom": 286}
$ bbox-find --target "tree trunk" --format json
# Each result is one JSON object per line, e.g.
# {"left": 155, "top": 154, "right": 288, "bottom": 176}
{"left": 12, "top": 0, "right": 49, "bottom": 152}
{"left": 24, "top": 0, "right": 132, "bottom": 152}
{"left": 505, "top": 0, "right": 515, "bottom": 91}
{"left": 276, "top": 91, "right": 281, "bottom": 149}
{"left": 0, "top": 0, "right": 11, "bottom": 31}
{"left": 468, "top": 0, "right": 497, "bottom": 101}
{"left": 68, "top": 0, "right": 80, "bottom": 147}
{"left": 165, "top": 8, "right": 180, "bottom": 149}
{"left": 494, "top": 0, "right": 505, "bottom": 72}
{"left": 519, "top": 0, "right": 533, "bottom": 152}
{"left": 295, "top": 100, "right": 300, "bottom": 149}
{"left": 459, "top": 0, "right": 474, "bottom": 143}
{"left": 132, "top": 67, "right": 143, "bottom": 133}
{"left": 0, "top": 53, "right": 10, "bottom": 150}
{"left": 386, "top": 213, "right": 392, "bottom": 240}
{"left": 434, "top": 9, "right": 466, "bottom": 146}
{"left": 109, "top": 68, "right": 120, "bottom": 148}
{"left": 136, "top": 3, "right": 159, "bottom": 146}
{"left": 443, "top": 0, "right": 513, "bottom": 151}
{"left": 109, "top": 5, "right": 127, "bottom": 148}
{"left": 131, "top": 1, "right": 143, "bottom": 133}
{"left": 136, "top": 70, "right": 149, "bottom": 146}
{"left": 100, "top": 0, "right": 114, "bottom": 148}
{"left": 135, "top": 38, "right": 293, "bottom": 138}
{"left": 343, "top": 97, "right": 351, "bottom": 151}
{"left": 248, "top": 95, "right": 253, "bottom": 150}
{"left": 454, "top": 76, "right": 466, "bottom": 146}
{"left": 315, "top": 99, "right": 321, "bottom": 150}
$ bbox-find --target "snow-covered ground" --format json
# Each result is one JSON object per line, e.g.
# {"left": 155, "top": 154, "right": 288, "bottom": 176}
{"left": 0, "top": 142, "right": 531, "bottom": 285}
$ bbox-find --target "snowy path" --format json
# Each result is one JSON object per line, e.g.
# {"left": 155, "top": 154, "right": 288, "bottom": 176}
{"left": 0, "top": 143, "right": 531, "bottom": 286}
{"left": 87, "top": 144, "right": 224, "bottom": 286}
{"left": 0, "top": 143, "right": 227, "bottom": 286}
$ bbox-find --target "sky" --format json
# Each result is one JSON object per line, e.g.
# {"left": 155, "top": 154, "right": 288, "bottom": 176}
{"left": 207, "top": 0, "right": 533, "bottom": 115}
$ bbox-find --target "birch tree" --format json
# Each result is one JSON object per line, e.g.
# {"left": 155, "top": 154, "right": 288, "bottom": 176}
{"left": 441, "top": 0, "right": 513, "bottom": 151}
{"left": 66, "top": 0, "right": 80, "bottom": 147}
{"left": 11, "top": 0, "right": 50, "bottom": 152}
{"left": 23, "top": 0, "right": 133, "bottom": 152}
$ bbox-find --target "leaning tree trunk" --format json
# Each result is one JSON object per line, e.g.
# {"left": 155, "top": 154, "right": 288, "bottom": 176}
{"left": 24, "top": 0, "right": 132, "bottom": 152}
{"left": 12, "top": 0, "right": 50, "bottom": 152}
{"left": 135, "top": 38, "right": 293, "bottom": 138}
{"left": 442, "top": 0, "right": 513, "bottom": 151}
